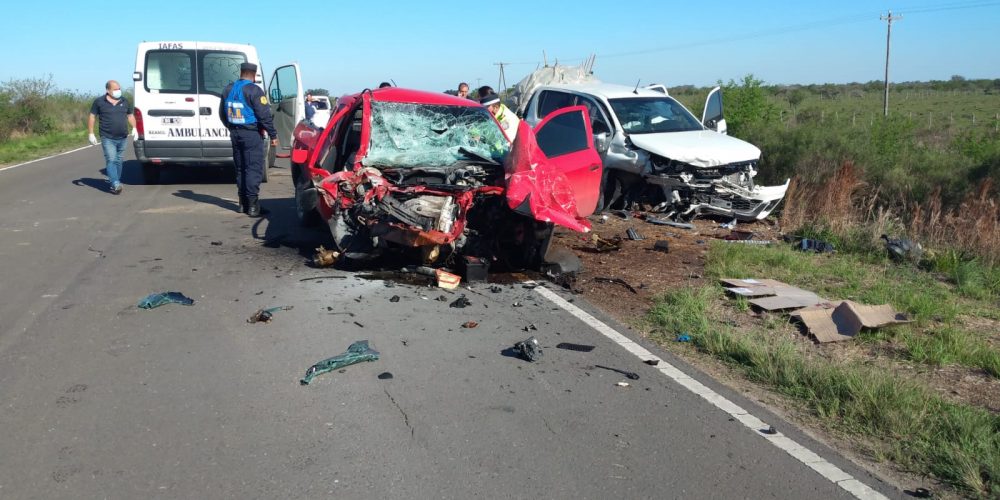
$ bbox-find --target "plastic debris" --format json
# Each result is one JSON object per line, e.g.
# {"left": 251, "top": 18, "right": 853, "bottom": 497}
{"left": 796, "top": 238, "right": 835, "bottom": 253}
{"left": 462, "top": 321, "right": 479, "bottom": 329}
{"left": 513, "top": 336, "right": 542, "bottom": 362}
{"left": 676, "top": 334, "right": 691, "bottom": 342}
{"left": 389, "top": 295, "right": 400, "bottom": 303}
{"left": 761, "top": 425, "right": 777, "bottom": 435}
{"left": 594, "top": 277, "right": 638, "bottom": 294}
{"left": 311, "top": 245, "right": 341, "bottom": 267}
{"left": 248, "top": 305, "right": 293, "bottom": 324}
{"left": 652, "top": 240, "right": 670, "bottom": 253}
{"left": 450, "top": 294, "right": 471, "bottom": 308}
{"left": 907, "top": 487, "right": 932, "bottom": 498}
{"left": 210, "top": 240, "right": 223, "bottom": 246}
{"left": 615, "top": 381, "right": 631, "bottom": 387}
{"left": 626, "top": 228, "right": 644, "bottom": 241}
{"left": 720, "top": 218, "right": 737, "bottom": 230}
{"left": 489, "top": 285, "right": 503, "bottom": 293}
{"left": 300, "top": 340, "right": 380, "bottom": 385}
{"left": 595, "top": 364, "right": 640, "bottom": 380}
{"left": 137, "top": 292, "right": 195, "bottom": 309}
{"left": 591, "top": 234, "right": 622, "bottom": 252}
{"left": 646, "top": 217, "right": 694, "bottom": 229}
{"left": 556, "top": 342, "right": 596, "bottom": 352}
{"left": 522, "top": 323, "right": 538, "bottom": 332}
{"left": 377, "top": 372, "right": 394, "bottom": 380}
{"left": 644, "top": 359, "right": 660, "bottom": 366}
{"left": 881, "top": 234, "right": 923, "bottom": 262}
{"left": 435, "top": 295, "right": 448, "bottom": 302}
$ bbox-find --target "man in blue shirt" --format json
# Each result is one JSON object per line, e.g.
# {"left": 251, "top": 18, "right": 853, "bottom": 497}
{"left": 219, "top": 63, "right": 278, "bottom": 217}
{"left": 304, "top": 93, "right": 316, "bottom": 124}
{"left": 87, "top": 80, "right": 136, "bottom": 194}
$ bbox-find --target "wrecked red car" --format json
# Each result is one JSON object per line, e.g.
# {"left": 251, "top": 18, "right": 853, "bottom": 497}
{"left": 287, "top": 87, "right": 602, "bottom": 271}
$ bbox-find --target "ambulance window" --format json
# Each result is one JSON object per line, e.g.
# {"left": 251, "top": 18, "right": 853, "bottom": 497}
{"left": 200, "top": 51, "right": 247, "bottom": 96}
{"left": 145, "top": 50, "right": 194, "bottom": 93}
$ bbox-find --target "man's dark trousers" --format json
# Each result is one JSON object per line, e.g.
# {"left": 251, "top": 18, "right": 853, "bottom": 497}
{"left": 231, "top": 127, "right": 264, "bottom": 199}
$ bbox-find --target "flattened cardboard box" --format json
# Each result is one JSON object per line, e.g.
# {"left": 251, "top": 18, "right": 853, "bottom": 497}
{"left": 792, "top": 300, "right": 911, "bottom": 343}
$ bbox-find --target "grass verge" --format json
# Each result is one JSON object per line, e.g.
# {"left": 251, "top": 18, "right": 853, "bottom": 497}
{"left": 705, "top": 242, "right": 1000, "bottom": 377}
{"left": 647, "top": 284, "right": 1000, "bottom": 497}
{"left": 0, "top": 130, "right": 89, "bottom": 166}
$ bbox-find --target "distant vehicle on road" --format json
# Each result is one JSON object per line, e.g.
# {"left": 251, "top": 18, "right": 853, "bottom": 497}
{"left": 309, "top": 95, "right": 333, "bottom": 127}
{"left": 131, "top": 41, "right": 269, "bottom": 184}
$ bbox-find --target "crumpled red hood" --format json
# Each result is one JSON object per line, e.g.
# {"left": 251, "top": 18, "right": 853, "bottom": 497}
{"left": 503, "top": 121, "right": 592, "bottom": 233}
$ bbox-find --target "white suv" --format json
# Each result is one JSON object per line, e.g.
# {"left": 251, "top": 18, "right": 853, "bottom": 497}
{"left": 521, "top": 82, "right": 788, "bottom": 220}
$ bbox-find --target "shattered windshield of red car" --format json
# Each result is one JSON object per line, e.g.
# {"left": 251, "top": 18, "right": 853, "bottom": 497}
{"left": 366, "top": 102, "right": 510, "bottom": 168}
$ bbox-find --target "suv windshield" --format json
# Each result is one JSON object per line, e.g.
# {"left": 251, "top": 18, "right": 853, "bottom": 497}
{"left": 608, "top": 97, "right": 703, "bottom": 134}
{"left": 366, "top": 101, "right": 509, "bottom": 168}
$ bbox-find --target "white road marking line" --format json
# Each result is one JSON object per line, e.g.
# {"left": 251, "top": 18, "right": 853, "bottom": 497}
{"left": 534, "top": 285, "right": 888, "bottom": 500}
{"left": 0, "top": 145, "right": 94, "bottom": 173}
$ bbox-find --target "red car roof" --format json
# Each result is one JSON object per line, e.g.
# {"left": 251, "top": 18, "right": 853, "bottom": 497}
{"left": 370, "top": 87, "right": 482, "bottom": 107}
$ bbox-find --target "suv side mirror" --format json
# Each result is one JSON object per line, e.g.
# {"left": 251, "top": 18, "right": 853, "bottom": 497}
{"left": 594, "top": 132, "right": 610, "bottom": 153}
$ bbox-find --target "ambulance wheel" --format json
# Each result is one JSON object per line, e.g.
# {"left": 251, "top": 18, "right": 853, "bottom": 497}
{"left": 261, "top": 162, "right": 268, "bottom": 183}
{"left": 141, "top": 162, "right": 160, "bottom": 185}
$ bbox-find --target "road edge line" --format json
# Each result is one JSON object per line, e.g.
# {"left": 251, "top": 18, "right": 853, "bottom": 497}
{"left": 0, "top": 144, "right": 94, "bottom": 173}
{"left": 534, "top": 285, "right": 889, "bottom": 500}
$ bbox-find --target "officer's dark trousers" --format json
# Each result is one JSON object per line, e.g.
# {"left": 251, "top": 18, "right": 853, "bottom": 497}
{"left": 231, "top": 128, "right": 264, "bottom": 197}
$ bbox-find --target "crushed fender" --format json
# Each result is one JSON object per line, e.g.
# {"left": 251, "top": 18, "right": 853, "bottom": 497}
{"left": 138, "top": 292, "right": 195, "bottom": 309}
{"left": 300, "top": 340, "right": 380, "bottom": 385}
{"left": 248, "top": 306, "right": 293, "bottom": 324}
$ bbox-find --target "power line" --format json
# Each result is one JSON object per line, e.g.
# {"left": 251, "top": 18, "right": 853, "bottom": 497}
{"left": 501, "top": 0, "right": 1000, "bottom": 67}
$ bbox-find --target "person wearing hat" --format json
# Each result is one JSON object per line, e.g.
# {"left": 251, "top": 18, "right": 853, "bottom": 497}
{"left": 480, "top": 93, "right": 520, "bottom": 141}
{"left": 219, "top": 62, "right": 278, "bottom": 217}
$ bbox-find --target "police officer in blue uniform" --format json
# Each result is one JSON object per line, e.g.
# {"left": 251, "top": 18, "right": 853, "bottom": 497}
{"left": 219, "top": 62, "right": 278, "bottom": 217}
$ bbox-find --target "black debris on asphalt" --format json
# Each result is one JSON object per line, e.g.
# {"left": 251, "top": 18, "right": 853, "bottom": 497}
{"left": 513, "top": 336, "right": 543, "bottom": 362}
{"left": 556, "top": 342, "right": 596, "bottom": 352}
{"left": 450, "top": 295, "right": 471, "bottom": 308}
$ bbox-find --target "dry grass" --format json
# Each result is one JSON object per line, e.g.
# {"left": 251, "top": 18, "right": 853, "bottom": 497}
{"left": 781, "top": 162, "right": 1000, "bottom": 265}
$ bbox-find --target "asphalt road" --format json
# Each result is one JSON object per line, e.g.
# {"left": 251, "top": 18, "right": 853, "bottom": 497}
{"left": 0, "top": 146, "right": 902, "bottom": 499}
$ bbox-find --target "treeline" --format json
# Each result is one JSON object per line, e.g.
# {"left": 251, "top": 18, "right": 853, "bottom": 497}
{"left": 0, "top": 76, "right": 94, "bottom": 143}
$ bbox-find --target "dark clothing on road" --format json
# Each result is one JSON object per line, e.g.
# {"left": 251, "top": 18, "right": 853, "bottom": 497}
{"left": 218, "top": 79, "right": 278, "bottom": 138}
{"left": 90, "top": 96, "right": 133, "bottom": 139}
{"left": 231, "top": 128, "right": 265, "bottom": 198}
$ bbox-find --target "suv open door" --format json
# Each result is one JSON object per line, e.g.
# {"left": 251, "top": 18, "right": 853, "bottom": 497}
{"left": 266, "top": 63, "right": 305, "bottom": 168}
{"left": 702, "top": 86, "right": 727, "bottom": 135}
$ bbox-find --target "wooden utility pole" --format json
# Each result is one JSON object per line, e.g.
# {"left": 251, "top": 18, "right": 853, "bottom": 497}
{"left": 881, "top": 11, "right": 902, "bottom": 117}
{"left": 493, "top": 62, "right": 509, "bottom": 96}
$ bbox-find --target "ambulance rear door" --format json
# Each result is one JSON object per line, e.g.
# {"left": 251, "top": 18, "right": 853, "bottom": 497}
{"left": 137, "top": 42, "right": 201, "bottom": 159}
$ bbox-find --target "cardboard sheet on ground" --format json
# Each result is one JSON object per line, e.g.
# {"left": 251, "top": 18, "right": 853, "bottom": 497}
{"left": 791, "top": 301, "right": 911, "bottom": 343}
{"left": 720, "top": 278, "right": 824, "bottom": 310}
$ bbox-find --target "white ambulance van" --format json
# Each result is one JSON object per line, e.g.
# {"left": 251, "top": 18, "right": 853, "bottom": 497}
{"left": 132, "top": 41, "right": 266, "bottom": 184}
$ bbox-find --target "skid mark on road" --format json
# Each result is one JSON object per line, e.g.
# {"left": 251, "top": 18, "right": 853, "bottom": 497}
{"left": 534, "top": 285, "right": 889, "bottom": 500}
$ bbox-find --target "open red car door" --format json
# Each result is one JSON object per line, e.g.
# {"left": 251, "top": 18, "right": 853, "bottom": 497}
{"left": 504, "top": 105, "right": 603, "bottom": 232}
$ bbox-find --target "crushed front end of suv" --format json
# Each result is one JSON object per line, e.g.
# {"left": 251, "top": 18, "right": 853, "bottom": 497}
{"left": 515, "top": 70, "right": 788, "bottom": 221}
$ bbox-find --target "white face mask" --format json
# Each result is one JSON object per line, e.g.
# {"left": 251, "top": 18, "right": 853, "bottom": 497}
{"left": 111, "top": 89, "right": 122, "bottom": 99}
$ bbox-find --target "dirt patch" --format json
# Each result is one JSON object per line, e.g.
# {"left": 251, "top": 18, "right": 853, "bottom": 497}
{"left": 552, "top": 214, "right": 781, "bottom": 319}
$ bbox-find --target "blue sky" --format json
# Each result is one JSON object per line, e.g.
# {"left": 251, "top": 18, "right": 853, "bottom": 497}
{"left": 3, "top": 0, "right": 998, "bottom": 96}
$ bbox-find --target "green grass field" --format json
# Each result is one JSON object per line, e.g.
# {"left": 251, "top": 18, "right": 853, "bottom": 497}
{"left": 646, "top": 241, "right": 1000, "bottom": 497}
